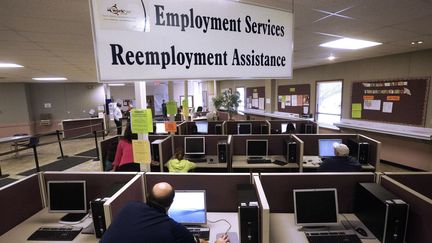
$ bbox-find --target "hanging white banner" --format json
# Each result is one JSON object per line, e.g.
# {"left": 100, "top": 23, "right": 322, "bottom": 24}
{"left": 90, "top": 0, "right": 293, "bottom": 81}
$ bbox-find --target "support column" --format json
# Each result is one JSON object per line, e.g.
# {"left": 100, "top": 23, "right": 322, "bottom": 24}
{"left": 168, "top": 81, "right": 175, "bottom": 122}
{"left": 134, "top": 81, "right": 150, "bottom": 172}
{"left": 184, "top": 81, "right": 189, "bottom": 121}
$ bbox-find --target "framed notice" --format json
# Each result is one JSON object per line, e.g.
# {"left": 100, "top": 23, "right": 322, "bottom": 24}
{"left": 351, "top": 77, "right": 430, "bottom": 126}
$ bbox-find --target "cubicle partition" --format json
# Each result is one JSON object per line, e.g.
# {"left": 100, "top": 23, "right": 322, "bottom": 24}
{"left": 225, "top": 120, "right": 270, "bottom": 135}
{"left": 158, "top": 136, "right": 173, "bottom": 172}
{"left": 260, "top": 173, "right": 376, "bottom": 213}
{"left": 0, "top": 174, "right": 44, "bottom": 235}
{"left": 62, "top": 117, "right": 105, "bottom": 139}
{"left": 379, "top": 173, "right": 432, "bottom": 243}
{"left": 177, "top": 121, "right": 187, "bottom": 135}
{"left": 358, "top": 134, "right": 381, "bottom": 167}
{"left": 253, "top": 174, "right": 270, "bottom": 243}
{"left": 99, "top": 136, "right": 119, "bottom": 171}
{"left": 104, "top": 174, "right": 144, "bottom": 226}
{"left": 182, "top": 121, "right": 225, "bottom": 135}
{"left": 291, "top": 135, "right": 304, "bottom": 171}
{"left": 268, "top": 120, "right": 318, "bottom": 134}
{"left": 145, "top": 172, "right": 250, "bottom": 212}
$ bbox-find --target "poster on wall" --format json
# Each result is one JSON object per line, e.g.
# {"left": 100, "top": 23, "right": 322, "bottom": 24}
{"left": 90, "top": 0, "right": 293, "bottom": 81}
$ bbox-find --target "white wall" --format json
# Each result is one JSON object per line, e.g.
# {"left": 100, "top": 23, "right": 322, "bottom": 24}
{"left": 0, "top": 83, "right": 32, "bottom": 136}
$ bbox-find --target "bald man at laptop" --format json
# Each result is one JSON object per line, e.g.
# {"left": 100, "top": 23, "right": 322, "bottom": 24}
{"left": 100, "top": 182, "right": 229, "bottom": 243}
{"left": 318, "top": 143, "right": 362, "bottom": 172}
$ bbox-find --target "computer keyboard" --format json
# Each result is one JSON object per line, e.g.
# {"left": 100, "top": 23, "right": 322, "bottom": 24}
{"left": 187, "top": 157, "right": 207, "bottom": 163}
{"left": 305, "top": 231, "right": 362, "bottom": 243}
{"left": 272, "top": 160, "right": 288, "bottom": 166}
{"left": 27, "top": 226, "right": 82, "bottom": 241}
{"left": 247, "top": 158, "right": 272, "bottom": 164}
{"left": 187, "top": 227, "right": 210, "bottom": 240}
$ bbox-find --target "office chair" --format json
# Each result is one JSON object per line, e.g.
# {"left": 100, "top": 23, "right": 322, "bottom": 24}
{"left": 116, "top": 163, "right": 141, "bottom": 172}
{"left": 196, "top": 106, "right": 203, "bottom": 112}
{"left": 285, "top": 123, "right": 296, "bottom": 134}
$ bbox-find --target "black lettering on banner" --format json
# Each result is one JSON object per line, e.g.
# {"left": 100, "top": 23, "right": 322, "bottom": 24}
{"left": 154, "top": 5, "right": 165, "bottom": 26}
{"left": 110, "top": 44, "right": 125, "bottom": 65}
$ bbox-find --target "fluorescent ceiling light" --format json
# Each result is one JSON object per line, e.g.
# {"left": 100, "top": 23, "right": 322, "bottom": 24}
{"left": 0, "top": 63, "right": 24, "bottom": 68}
{"left": 328, "top": 55, "right": 336, "bottom": 61}
{"left": 320, "top": 38, "right": 382, "bottom": 50}
{"left": 108, "top": 83, "right": 125, "bottom": 86}
{"left": 32, "top": 77, "right": 67, "bottom": 81}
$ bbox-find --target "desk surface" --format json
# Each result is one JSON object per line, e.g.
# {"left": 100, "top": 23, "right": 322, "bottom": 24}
{"left": 270, "top": 213, "right": 380, "bottom": 243}
{"left": 233, "top": 155, "right": 299, "bottom": 169}
{"left": 302, "top": 155, "right": 375, "bottom": 170}
{"left": 0, "top": 209, "right": 238, "bottom": 243}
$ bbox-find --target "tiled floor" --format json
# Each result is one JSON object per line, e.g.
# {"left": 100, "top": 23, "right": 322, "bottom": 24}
{"left": 0, "top": 134, "right": 413, "bottom": 181}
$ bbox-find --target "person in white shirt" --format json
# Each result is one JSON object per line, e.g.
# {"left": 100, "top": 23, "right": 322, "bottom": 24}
{"left": 114, "top": 103, "right": 123, "bottom": 135}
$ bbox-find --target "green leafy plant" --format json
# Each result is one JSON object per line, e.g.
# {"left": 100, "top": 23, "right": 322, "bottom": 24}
{"left": 212, "top": 90, "right": 241, "bottom": 119}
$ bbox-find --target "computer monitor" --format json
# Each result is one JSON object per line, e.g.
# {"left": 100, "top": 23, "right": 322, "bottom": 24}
{"left": 168, "top": 190, "right": 207, "bottom": 225}
{"left": 195, "top": 121, "right": 208, "bottom": 134}
{"left": 184, "top": 137, "right": 205, "bottom": 155}
{"left": 294, "top": 188, "right": 339, "bottom": 227}
{"left": 47, "top": 180, "right": 88, "bottom": 223}
{"left": 281, "top": 122, "right": 296, "bottom": 133}
{"left": 237, "top": 123, "right": 252, "bottom": 134}
{"left": 155, "top": 122, "right": 167, "bottom": 134}
{"left": 318, "top": 139, "right": 342, "bottom": 157}
{"left": 246, "top": 139, "right": 268, "bottom": 157}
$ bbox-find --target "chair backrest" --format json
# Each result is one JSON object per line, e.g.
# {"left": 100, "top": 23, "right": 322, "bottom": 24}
{"left": 116, "top": 163, "right": 141, "bottom": 172}
{"left": 196, "top": 106, "right": 203, "bottom": 112}
{"left": 28, "top": 136, "right": 40, "bottom": 147}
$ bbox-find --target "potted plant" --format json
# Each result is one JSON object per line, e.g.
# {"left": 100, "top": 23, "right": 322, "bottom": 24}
{"left": 212, "top": 90, "right": 241, "bottom": 120}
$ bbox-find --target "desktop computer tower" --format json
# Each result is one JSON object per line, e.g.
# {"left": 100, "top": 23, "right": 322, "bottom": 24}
{"left": 237, "top": 184, "right": 259, "bottom": 243}
{"left": 302, "top": 123, "right": 314, "bottom": 134}
{"left": 260, "top": 124, "right": 269, "bottom": 134}
{"left": 217, "top": 140, "right": 228, "bottom": 163}
{"left": 355, "top": 183, "right": 409, "bottom": 243}
{"left": 348, "top": 139, "right": 369, "bottom": 164}
{"left": 90, "top": 198, "right": 109, "bottom": 238}
{"left": 215, "top": 124, "right": 222, "bottom": 134}
{"left": 283, "top": 139, "right": 297, "bottom": 163}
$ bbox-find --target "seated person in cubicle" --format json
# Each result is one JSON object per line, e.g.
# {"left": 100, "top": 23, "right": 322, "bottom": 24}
{"left": 167, "top": 148, "right": 197, "bottom": 173}
{"left": 112, "top": 123, "right": 135, "bottom": 171}
{"left": 104, "top": 140, "right": 118, "bottom": 171}
{"left": 100, "top": 182, "right": 229, "bottom": 243}
{"left": 318, "top": 143, "right": 362, "bottom": 172}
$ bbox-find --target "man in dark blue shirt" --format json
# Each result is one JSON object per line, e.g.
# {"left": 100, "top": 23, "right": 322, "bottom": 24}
{"left": 318, "top": 143, "right": 362, "bottom": 172}
{"left": 100, "top": 182, "right": 229, "bottom": 243}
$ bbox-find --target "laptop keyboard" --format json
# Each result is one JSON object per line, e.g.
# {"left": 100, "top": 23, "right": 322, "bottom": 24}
{"left": 27, "top": 226, "right": 82, "bottom": 241}
{"left": 187, "top": 227, "right": 210, "bottom": 240}
{"left": 305, "top": 231, "right": 361, "bottom": 243}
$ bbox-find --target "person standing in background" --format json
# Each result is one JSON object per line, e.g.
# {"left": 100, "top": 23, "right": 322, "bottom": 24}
{"left": 114, "top": 103, "right": 123, "bottom": 135}
{"left": 162, "top": 99, "right": 167, "bottom": 120}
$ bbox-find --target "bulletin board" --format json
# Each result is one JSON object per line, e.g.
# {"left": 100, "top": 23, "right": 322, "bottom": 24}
{"left": 351, "top": 77, "right": 430, "bottom": 126}
{"left": 246, "top": 86, "right": 265, "bottom": 110}
{"left": 277, "top": 84, "right": 311, "bottom": 114}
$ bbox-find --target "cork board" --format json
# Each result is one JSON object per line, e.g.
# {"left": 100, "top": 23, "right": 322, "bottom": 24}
{"left": 277, "top": 84, "right": 311, "bottom": 114}
{"left": 246, "top": 86, "right": 265, "bottom": 110}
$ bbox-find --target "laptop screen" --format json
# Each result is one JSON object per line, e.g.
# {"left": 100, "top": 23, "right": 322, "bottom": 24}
{"left": 168, "top": 190, "right": 207, "bottom": 225}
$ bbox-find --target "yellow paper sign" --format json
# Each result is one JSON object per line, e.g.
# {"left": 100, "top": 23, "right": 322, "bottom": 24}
{"left": 182, "top": 99, "right": 189, "bottom": 117}
{"left": 166, "top": 101, "right": 177, "bottom": 115}
{"left": 289, "top": 87, "right": 296, "bottom": 92}
{"left": 165, "top": 121, "right": 177, "bottom": 133}
{"left": 146, "top": 109, "right": 153, "bottom": 133}
{"left": 352, "top": 110, "right": 362, "bottom": 119}
{"left": 132, "top": 140, "right": 151, "bottom": 164}
{"left": 352, "top": 103, "right": 362, "bottom": 111}
{"left": 131, "top": 109, "right": 147, "bottom": 133}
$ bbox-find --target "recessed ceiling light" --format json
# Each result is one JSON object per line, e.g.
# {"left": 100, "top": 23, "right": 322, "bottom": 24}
{"left": 411, "top": 42, "right": 416, "bottom": 45}
{"left": 32, "top": 77, "right": 67, "bottom": 81}
{"left": 320, "top": 38, "right": 382, "bottom": 50}
{"left": 328, "top": 55, "right": 336, "bottom": 61}
{"left": 108, "top": 83, "right": 125, "bottom": 86}
{"left": 0, "top": 63, "right": 24, "bottom": 68}
{"left": 417, "top": 41, "right": 423, "bottom": 44}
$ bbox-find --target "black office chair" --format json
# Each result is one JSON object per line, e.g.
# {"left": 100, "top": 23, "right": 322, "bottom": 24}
{"left": 116, "top": 163, "right": 141, "bottom": 172}
{"left": 175, "top": 114, "right": 182, "bottom": 121}
{"left": 285, "top": 123, "right": 296, "bottom": 134}
{"left": 196, "top": 106, "right": 203, "bottom": 112}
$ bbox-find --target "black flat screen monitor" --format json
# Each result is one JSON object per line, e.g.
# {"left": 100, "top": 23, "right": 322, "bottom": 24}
{"left": 47, "top": 181, "right": 88, "bottom": 223}
{"left": 184, "top": 137, "right": 205, "bottom": 155}
{"left": 294, "top": 188, "right": 339, "bottom": 227}
{"left": 246, "top": 139, "right": 268, "bottom": 157}
{"left": 237, "top": 123, "right": 252, "bottom": 134}
{"left": 318, "top": 139, "right": 342, "bottom": 157}
{"left": 155, "top": 122, "right": 167, "bottom": 134}
{"left": 168, "top": 190, "right": 207, "bottom": 225}
{"left": 195, "top": 121, "right": 208, "bottom": 134}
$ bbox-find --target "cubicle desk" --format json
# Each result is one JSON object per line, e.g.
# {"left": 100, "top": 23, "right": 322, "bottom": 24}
{"left": 207, "top": 212, "right": 239, "bottom": 242}
{"left": 232, "top": 155, "right": 299, "bottom": 172}
{"left": 270, "top": 213, "right": 379, "bottom": 243}
{"left": 301, "top": 155, "right": 375, "bottom": 172}
{"left": 165, "top": 155, "right": 229, "bottom": 172}
{"left": 0, "top": 208, "right": 97, "bottom": 243}
{"left": 62, "top": 118, "right": 105, "bottom": 139}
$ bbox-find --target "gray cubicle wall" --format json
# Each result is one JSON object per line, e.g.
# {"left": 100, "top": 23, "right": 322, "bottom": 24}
{"left": 380, "top": 174, "right": 432, "bottom": 243}
{"left": 145, "top": 173, "right": 250, "bottom": 212}
{"left": 42, "top": 172, "right": 137, "bottom": 206}
{"left": 0, "top": 174, "right": 43, "bottom": 235}
{"left": 172, "top": 135, "right": 229, "bottom": 156}
{"left": 260, "top": 173, "right": 376, "bottom": 213}
{"left": 159, "top": 136, "right": 173, "bottom": 172}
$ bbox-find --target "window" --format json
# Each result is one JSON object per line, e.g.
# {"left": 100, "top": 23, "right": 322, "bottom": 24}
{"left": 236, "top": 87, "right": 245, "bottom": 111}
{"left": 179, "top": 95, "right": 194, "bottom": 108}
{"left": 316, "top": 80, "right": 342, "bottom": 125}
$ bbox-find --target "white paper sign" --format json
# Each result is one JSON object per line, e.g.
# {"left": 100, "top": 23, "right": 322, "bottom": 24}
{"left": 258, "top": 98, "right": 265, "bottom": 110}
{"left": 364, "top": 100, "right": 381, "bottom": 110}
{"left": 90, "top": 0, "right": 293, "bottom": 81}
{"left": 382, "top": 102, "right": 393, "bottom": 113}
{"left": 266, "top": 98, "right": 270, "bottom": 104}
{"left": 252, "top": 99, "right": 258, "bottom": 108}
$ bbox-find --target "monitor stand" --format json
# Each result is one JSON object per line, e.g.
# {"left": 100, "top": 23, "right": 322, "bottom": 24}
{"left": 59, "top": 213, "right": 88, "bottom": 224}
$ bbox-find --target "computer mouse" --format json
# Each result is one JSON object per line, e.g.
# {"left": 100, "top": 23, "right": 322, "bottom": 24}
{"left": 308, "top": 159, "right": 312, "bottom": 162}
{"left": 209, "top": 158, "right": 213, "bottom": 162}
{"left": 355, "top": 227, "right": 367, "bottom": 237}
